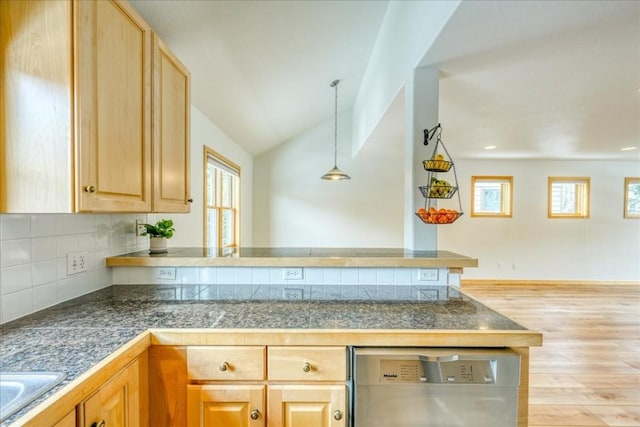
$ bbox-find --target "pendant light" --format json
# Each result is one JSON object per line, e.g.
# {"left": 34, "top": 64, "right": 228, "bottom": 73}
{"left": 321, "top": 79, "right": 351, "bottom": 181}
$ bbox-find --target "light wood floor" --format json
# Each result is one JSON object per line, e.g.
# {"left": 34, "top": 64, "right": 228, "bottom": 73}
{"left": 461, "top": 283, "right": 640, "bottom": 427}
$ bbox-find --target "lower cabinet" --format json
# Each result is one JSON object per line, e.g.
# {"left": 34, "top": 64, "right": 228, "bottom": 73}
{"left": 267, "top": 385, "right": 346, "bottom": 427}
{"left": 180, "top": 345, "right": 348, "bottom": 427}
{"left": 187, "top": 385, "right": 265, "bottom": 426}
{"left": 80, "top": 359, "right": 141, "bottom": 427}
{"left": 52, "top": 410, "right": 76, "bottom": 427}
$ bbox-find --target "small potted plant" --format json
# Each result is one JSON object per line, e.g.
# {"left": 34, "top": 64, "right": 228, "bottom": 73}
{"left": 141, "top": 219, "right": 175, "bottom": 253}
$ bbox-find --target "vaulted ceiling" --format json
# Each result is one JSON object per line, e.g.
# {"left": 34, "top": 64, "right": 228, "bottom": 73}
{"left": 131, "top": 0, "right": 640, "bottom": 160}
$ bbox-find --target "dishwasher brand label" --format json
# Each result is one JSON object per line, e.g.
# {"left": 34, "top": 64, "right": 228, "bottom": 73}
{"left": 379, "top": 360, "right": 424, "bottom": 383}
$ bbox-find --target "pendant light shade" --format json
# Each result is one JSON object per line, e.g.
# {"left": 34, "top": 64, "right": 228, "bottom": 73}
{"left": 321, "top": 79, "right": 351, "bottom": 181}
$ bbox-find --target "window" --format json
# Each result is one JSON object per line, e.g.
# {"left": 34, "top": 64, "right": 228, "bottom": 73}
{"left": 548, "top": 177, "right": 590, "bottom": 218}
{"left": 624, "top": 177, "right": 640, "bottom": 219}
{"left": 471, "top": 176, "right": 513, "bottom": 217}
{"left": 204, "top": 147, "right": 240, "bottom": 247}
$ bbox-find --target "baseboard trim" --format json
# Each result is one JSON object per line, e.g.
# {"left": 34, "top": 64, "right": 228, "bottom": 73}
{"left": 461, "top": 279, "right": 640, "bottom": 286}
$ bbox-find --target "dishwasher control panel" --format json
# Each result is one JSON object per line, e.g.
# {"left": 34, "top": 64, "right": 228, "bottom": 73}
{"left": 354, "top": 347, "right": 520, "bottom": 387}
{"left": 379, "top": 358, "right": 496, "bottom": 384}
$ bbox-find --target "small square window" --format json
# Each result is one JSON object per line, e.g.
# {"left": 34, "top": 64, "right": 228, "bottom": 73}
{"left": 624, "top": 177, "right": 640, "bottom": 219}
{"left": 471, "top": 176, "right": 513, "bottom": 217}
{"left": 548, "top": 177, "right": 590, "bottom": 218}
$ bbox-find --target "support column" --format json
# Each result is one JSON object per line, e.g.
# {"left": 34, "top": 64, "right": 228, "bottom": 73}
{"left": 404, "top": 66, "right": 439, "bottom": 250}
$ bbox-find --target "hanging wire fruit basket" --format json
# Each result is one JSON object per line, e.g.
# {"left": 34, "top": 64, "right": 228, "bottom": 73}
{"left": 419, "top": 178, "right": 458, "bottom": 199}
{"left": 423, "top": 159, "right": 452, "bottom": 172}
{"left": 415, "top": 207, "right": 463, "bottom": 224}
{"left": 415, "top": 123, "right": 464, "bottom": 225}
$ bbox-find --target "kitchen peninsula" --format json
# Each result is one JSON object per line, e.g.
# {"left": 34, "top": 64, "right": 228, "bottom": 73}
{"left": 1, "top": 249, "right": 542, "bottom": 427}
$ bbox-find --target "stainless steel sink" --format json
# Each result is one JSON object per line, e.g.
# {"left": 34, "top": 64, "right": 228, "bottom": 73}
{"left": 0, "top": 372, "right": 65, "bottom": 422}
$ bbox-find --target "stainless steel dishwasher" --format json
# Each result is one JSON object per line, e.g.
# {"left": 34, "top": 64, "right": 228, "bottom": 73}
{"left": 352, "top": 347, "right": 520, "bottom": 427}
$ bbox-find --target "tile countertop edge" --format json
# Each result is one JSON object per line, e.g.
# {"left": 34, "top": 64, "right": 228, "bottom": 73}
{"left": 148, "top": 328, "right": 543, "bottom": 347}
{"left": 105, "top": 253, "right": 479, "bottom": 268}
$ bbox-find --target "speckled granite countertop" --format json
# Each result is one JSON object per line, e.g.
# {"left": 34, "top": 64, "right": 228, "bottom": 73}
{"left": 0, "top": 284, "right": 530, "bottom": 425}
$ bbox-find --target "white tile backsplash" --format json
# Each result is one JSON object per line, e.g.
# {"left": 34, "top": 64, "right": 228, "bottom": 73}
{"left": 30, "top": 214, "right": 58, "bottom": 237}
{"left": 111, "top": 266, "right": 455, "bottom": 288}
{"left": 0, "top": 213, "right": 146, "bottom": 324}
{"left": 32, "top": 281, "right": 58, "bottom": 311}
{"left": 31, "top": 236, "right": 58, "bottom": 262}
{"left": 0, "top": 264, "right": 32, "bottom": 295}
{"left": 32, "top": 259, "right": 58, "bottom": 286}
{"left": 340, "top": 268, "right": 358, "bottom": 285}
{"left": 2, "top": 211, "right": 457, "bottom": 324}
{"left": 1, "top": 239, "right": 32, "bottom": 268}
{"left": 1, "top": 214, "right": 30, "bottom": 239}
{"left": 357, "top": 268, "right": 377, "bottom": 285}
{"left": 1, "top": 289, "right": 32, "bottom": 322}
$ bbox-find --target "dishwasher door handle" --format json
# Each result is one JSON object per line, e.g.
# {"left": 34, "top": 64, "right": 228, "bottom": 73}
{"left": 419, "top": 354, "right": 460, "bottom": 362}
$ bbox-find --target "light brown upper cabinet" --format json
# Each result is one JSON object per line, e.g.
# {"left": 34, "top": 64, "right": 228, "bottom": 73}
{"left": 75, "top": 0, "right": 152, "bottom": 212}
{"left": 1, "top": 0, "right": 190, "bottom": 213}
{"left": 1, "top": 0, "right": 76, "bottom": 212}
{"left": 152, "top": 34, "right": 191, "bottom": 213}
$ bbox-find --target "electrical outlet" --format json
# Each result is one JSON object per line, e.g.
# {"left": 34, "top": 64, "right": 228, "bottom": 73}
{"left": 512, "top": 263, "right": 518, "bottom": 270}
{"left": 156, "top": 267, "right": 176, "bottom": 280}
{"left": 417, "top": 288, "right": 440, "bottom": 301}
{"left": 135, "top": 219, "right": 146, "bottom": 236}
{"left": 418, "top": 268, "right": 439, "bottom": 281}
{"left": 284, "top": 288, "right": 304, "bottom": 300}
{"left": 67, "top": 251, "right": 89, "bottom": 275}
{"left": 283, "top": 267, "right": 303, "bottom": 280}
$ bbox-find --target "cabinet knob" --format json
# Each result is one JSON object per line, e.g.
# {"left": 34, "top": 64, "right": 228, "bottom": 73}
{"left": 187, "top": 198, "right": 193, "bottom": 203}
{"left": 333, "top": 410, "right": 343, "bottom": 421}
{"left": 219, "top": 361, "right": 229, "bottom": 371}
{"left": 84, "top": 185, "right": 96, "bottom": 193}
{"left": 250, "top": 409, "right": 260, "bottom": 420}
{"left": 302, "top": 362, "right": 311, "bottom": 372}
{"left": 91, "top": 421, "right": 106, "bottom": 427}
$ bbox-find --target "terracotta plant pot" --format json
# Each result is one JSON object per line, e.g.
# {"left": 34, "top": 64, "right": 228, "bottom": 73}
{"left": 149, "top": 237, "right": 168, "bottom": 254}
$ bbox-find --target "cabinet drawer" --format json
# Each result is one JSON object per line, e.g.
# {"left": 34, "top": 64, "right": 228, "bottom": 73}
{"left": 268, "top": 346, "right": 347, "bottom": 381}
{"left": 187, "top": 346, "right": 266, "bottom": 380}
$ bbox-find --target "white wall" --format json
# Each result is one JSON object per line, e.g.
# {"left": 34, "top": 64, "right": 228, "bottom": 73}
{"left": 148, "top": 105, "right": 253, "bottom": 247}
{"left": 352, "top": 0, "right": 460, "bottom": 154}
{"left": 437, "top": 160, "right": 640, "bottom": 282}
{"left": 0, "top": 213, "right": 147, "bottom": 324}
{"left": 253, "top": 110, "right": 404, "bottom": 247}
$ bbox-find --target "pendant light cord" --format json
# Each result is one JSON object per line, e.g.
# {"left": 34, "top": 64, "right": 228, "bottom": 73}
{"left": 331, "top": 79, "right": 339, "bottom": 167}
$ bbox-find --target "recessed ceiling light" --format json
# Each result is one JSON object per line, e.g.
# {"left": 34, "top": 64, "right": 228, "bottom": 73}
{"left": 484, "top": 145, "right": 497, "bottom": 150}
{"left": 620, "top": 146, "right": 638, "bottom": 151}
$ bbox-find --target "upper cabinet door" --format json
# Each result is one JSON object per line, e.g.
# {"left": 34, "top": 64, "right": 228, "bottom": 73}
{"left": 152, "top": 35, "right": 191, "bottom": 213}
{"left": 0, "top": 0, "right": 74, "bottom": 212}
{"left": 75, "top": 0, "right": 152, "bottom": 212}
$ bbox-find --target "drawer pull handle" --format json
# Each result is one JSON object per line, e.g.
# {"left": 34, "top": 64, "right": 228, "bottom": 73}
{"left": 334, "top": 410, "right": 343, "bottom": 421}
{"left": 250, "top": 409, "right": 260, "bottom": 420}
{"left": 219, "top": 361, "right": 229, "bottom": 371}
{"left": 92, "top": 421, "right": 106, "bottom": 427}
{"left": 302, "top": 362, "right": 311, "bottom": 372}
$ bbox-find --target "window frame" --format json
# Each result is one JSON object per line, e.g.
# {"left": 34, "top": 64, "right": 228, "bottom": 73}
{"left": 624, "top": 177, "right": 640, "bottom": 219}
{"left": 547, "top": 176, "right": 590, "bottom": 219}
{"left": 203, "top": 147, "right": 241, "bottom": 248}
{"left": 470, "top": 176, "right": 514, "bottom": 218}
